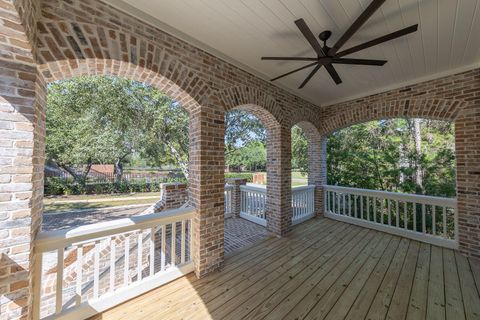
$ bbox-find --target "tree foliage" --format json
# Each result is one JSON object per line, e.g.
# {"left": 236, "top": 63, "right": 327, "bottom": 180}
{"left": 46, "top": 76, "right": 189, "bottom": 183}
{"left": 291, "top": 125, "right": 308, "bottom": 173}
{"left": 327, "top": 119, "right": 455, "bottom": 197}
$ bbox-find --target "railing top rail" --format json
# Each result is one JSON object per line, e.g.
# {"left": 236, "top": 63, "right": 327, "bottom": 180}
{"left": 36, "top": 207, "right": 195, "bottom": 252}
{"left": 323, "top": 185, "right": 456, "bottom": 207}
{"left": 240, "top": 184, "right": 267, "bottom": 192}
{"left": 292, "top": 185, "right": 316, "bottom": 192}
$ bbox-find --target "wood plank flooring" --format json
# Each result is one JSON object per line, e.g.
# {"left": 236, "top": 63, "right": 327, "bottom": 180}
{"left": 90, "top": 218, "right": 480, "bottom": 320}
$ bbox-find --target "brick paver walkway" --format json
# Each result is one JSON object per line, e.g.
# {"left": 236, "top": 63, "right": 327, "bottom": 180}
{"left": 224, "top": 217, "right": 271, "bottom": 255}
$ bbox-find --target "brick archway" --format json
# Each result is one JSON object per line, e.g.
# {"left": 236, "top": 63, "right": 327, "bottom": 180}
{"left": 293, "top": 121, "right": 325, "bottom": 217}
{"left": 319, "top": 97, "right": 480, "bottom": 259}
{"left": 212, "top": 86, "right": 293, "bottom": 235}
{"left": 37, "top": 59, "right": 211, "bottom": 114}
{"left": 319, "top": 98, "right": 466, "bottom": 137}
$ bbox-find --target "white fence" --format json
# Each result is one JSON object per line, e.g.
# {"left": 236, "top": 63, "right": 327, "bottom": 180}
{"left": 240, "top": 185, "right": 267, "bottom": 226}
{"left": 323, "top": 185, "right": 458, "bottom": 249}
{"left": 240, "top": 184, "right": 316, "bottom": 227}
{"left": 224, "top": 184, "right": 233, "bottom": 217}
{"left": 33, "top": 208, "right": 195, "bottom": 320}
{"left": 292, "top": 185, "right": 316, "bottom": 225}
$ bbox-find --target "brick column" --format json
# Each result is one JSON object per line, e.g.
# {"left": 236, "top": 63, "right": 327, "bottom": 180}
{"left": 226, "top": 178, "right": 247, "bottom": 217}
{"left": 266, "top": 126, "right": 292, "bottom": 236}
{"left": 0, "top": 1, "right": 42, "bottom": 319}
{"left": 189, "top": 104, "right": 225, "bottom": 277}
{"left": 455, "top": 103, "right": 480, "bottom": 259}
{"left": 314, "top": 137, "right": 328, "bottom": 216}
{"left": 160, "top": 182, "right": 189, "bottom": 210}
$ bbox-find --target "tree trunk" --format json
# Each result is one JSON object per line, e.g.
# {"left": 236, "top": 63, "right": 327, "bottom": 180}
{"left": 114, "top": 160, "right": 123, "bottom": 183}
{"left": 413, "top": 119, "right": 424, "bottom": 193}
{"left": 58, "top": 162, "right": 91, "bottom": 186}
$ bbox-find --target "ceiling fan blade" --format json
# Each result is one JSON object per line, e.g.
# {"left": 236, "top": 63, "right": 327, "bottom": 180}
{"left": 299, "top": 64, "right": 322, "bottom": 89}
{"left": 328, "top": 0, "right": 386, "bottom": 56}
{"left": 261, "top": 57, "right": 318, "bottom": 61}
{"left": 294, "top": 18, "right": 326, "bottom": 57}
{"left": 270, "top": 61, "right": 319, "bottom": 82}
{"left": 337, "top": 24, "right": 418, "bottom": 57}
{"left": 325, "top": 64, "right": 342, "bottom": 85}
{"left": 332, "top": 58, "right": 387, "bottom": 66}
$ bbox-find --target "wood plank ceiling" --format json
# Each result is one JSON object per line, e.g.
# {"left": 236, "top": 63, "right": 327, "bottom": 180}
{"left": 106, "top": 0, "right": 480, "bottom": 106}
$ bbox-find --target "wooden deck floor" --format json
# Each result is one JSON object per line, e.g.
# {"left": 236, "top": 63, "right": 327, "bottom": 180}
{"left": 91, "top": 218, "right": 480, "bottom": 320}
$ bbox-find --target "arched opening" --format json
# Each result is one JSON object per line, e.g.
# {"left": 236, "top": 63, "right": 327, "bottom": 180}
{"left": 327, "top": 118, "right": 455, "bottom": 197}
{"left": 38, "top": 74, "right": 194, "bottom": 318}
{"left": 42, "top": 75, "right": 190, "bottom": 230}
{"left": 324, "top": 117, "right": 457, "bottom": 248}
{"left": 223, "top": 109, "right": 270, "bottom": 254}
{"left": 290, "top": 122, "right": 323, "bottom": 225}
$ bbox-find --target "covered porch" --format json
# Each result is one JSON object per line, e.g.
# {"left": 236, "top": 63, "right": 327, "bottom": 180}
{"left": 1, "top": 0, "right": 480, "bottom": 320}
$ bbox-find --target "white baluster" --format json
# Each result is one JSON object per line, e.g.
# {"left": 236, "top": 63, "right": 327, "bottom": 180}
{"left": 137, "top": 231, "right": 143, "bottom": 281}
{"left": 171, "top": 222, "right": 176, "bottom": 266}
{"left": 161, "top": 225, "right": 166, "bottom": 271}
{"left": 181, "top": 220, "right": 186, "bottom": 264}
{"left": 396, "top": 201, "right": 400, "bottom": 227}
{"left": 124, "top": 235, "right": 130, "bottom": 286}
{"left": 443, "top": 207, "right": 447, "bottom": 238}
{"left": 150, "top": 228, "right": 155, "bottom": 277}
{"left": 93, "top": 240, "right": 100, "bottom": 299}
{"left": 56, "top": 247, "right": 64, "bottom": 314}
{"left": 76, "top": 245, "right": 83, "bottom": 305}
{"left": 422, "top": 204, "right": 426, "bottom": 234}
{"left": 110, "top": 238, "right": 115, "bottom": 292}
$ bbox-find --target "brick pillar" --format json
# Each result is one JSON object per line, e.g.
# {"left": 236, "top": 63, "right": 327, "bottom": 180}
{"left": 0, "top": 1, "right": 42, "bottom": 319}
{"left": 226, "top": 178, "right": 247, "bottom": 217}
{"left": 298, "top": 122, "right": 325, "bottom": 216}
{"left": 189, "top": 104, "right": 224, "bottom": 277}
{"left": 455, "top": 103, "right": 480, "bottom": 259}
{"left": 160, "top": 182, "right": 188, "bottom": 210}
{"left": 314, "top": 137, "right": 328, "bottom": 216}
{"left": 266, "top": 126, "right": 292, "bottom": 236}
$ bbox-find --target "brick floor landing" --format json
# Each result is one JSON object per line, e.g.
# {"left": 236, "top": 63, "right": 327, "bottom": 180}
{"left": 224, "top": 217, "right": 272, "bottom": 255}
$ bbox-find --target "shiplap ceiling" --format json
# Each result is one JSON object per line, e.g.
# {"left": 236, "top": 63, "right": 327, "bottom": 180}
{"left": 106, "top": 0, "right": 480, "bottom": 106}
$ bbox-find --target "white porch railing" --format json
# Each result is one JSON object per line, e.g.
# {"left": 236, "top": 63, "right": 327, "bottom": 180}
{"left": 323, "top": 185, "right": 458, "bottom": 249}
{"left": 240, "top": 184, "right": 267, "bottom": 226}
{"left": 224, "top": 184, "right": 233, "bottom": 217}
{"left": 292, "top": 185, "right": 316, "bottom": 225}
{"left": 240, "top": 184, "right": 316, "bottom": 227}
{"left": 33, "top": 207, "right": 195, "bottom": 320}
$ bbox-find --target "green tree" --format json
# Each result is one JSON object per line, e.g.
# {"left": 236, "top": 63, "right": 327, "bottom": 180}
{"left": 291, "top": 125, "right": 308, "bottom": 173}
{"left": 224, "top": 110, "right": 266, "bottom": 170}
{"left": 46, "top": 76, "right": 189, "bottom": 183}
{"left": 326, "top": 119, "right": 455, "bottom": 197}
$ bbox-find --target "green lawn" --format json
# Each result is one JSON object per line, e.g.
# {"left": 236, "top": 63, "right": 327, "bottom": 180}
{"left": 44, "top": 198, "right": 156, "bottom": 213}
{"left": 43, "top": 192, "right": 160, "bottom": 213}
{"left": 44, "top": 192, "right": 160, "bottom": 202}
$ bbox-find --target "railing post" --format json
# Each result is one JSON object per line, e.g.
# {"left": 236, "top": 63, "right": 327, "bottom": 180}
{"left": 225, "top": 178, "right": 247, "bottom": 217}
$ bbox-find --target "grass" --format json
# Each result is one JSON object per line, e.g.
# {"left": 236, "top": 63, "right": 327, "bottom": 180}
{"left": 291, "top": 171, "right": 308, "bottom": 179}
{"left": 43, "top": 192, "right": 160, "bottom": 203}
{"left": 44, "top": 198, "right": 156, "bottom": 213}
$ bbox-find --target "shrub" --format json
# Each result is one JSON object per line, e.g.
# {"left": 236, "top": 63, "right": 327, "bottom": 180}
{"left": 225, "top": 172, "right": 254, "bottom": 182}
{"left": 44, "top": 176, "right": 187, "bottom": 196}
